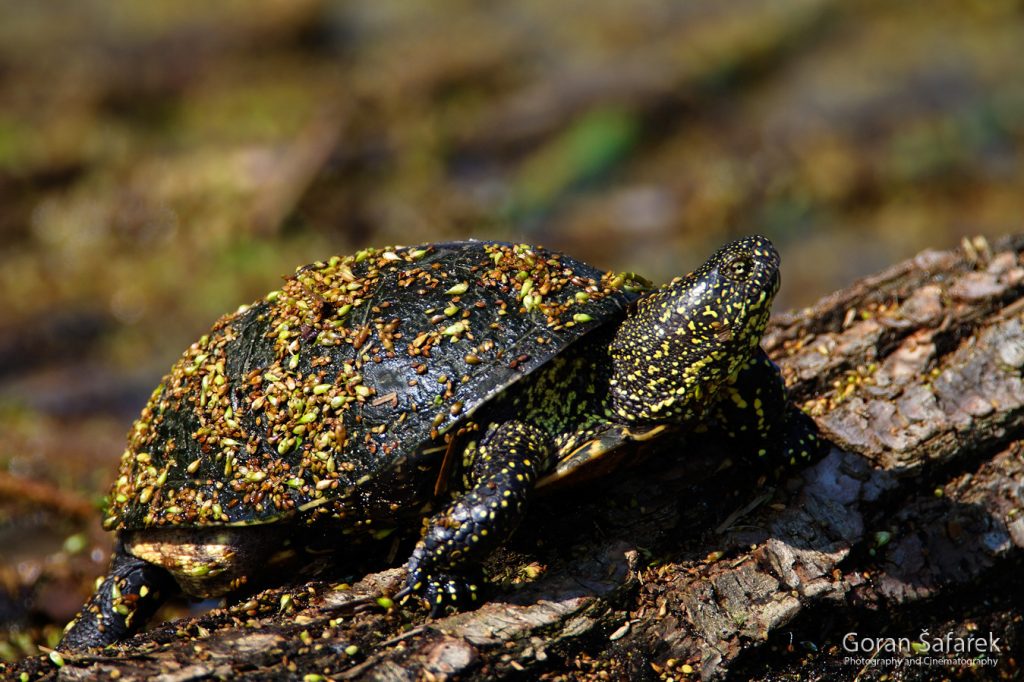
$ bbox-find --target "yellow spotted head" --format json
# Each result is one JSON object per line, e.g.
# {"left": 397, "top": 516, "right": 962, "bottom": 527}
{"left": 609, "top": 235, "right": 781, "bottom": 423}
{"left": 679, "top": 234, "right": 780, "bottom": 346}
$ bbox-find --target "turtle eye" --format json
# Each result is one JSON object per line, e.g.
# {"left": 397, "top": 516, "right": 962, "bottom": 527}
{"left": 722, "top": 255, "right": 754, "bottom": 281}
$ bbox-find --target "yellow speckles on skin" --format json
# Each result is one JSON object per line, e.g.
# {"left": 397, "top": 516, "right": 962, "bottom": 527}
{"left": 607, "top": 235, "right": 780, "bottom": 425}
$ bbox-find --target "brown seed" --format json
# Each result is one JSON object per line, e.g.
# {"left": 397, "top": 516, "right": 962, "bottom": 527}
{"left": 353, "top": 327, "right": 371, "bottom": 349}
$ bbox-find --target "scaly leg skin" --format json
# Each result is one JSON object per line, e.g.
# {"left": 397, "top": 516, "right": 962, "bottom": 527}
{"left": 405, "top": 420, "right": 550, "bottom": 615}
{"left": 713, "top": 348, "right": 827, "bottom": 469}
{"left": 58, "top": 542, "right": 175, "bottom": 651}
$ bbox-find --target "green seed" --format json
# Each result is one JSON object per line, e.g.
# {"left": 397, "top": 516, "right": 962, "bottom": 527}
{"left": 442, "top": 321, "right": 467, "bottom": 336}
{"left": 49, "top": 651, "right": 65, "bottom": 667}
{"left": 446, "top": 281, "right": 469, "bottom": 295}
{"left": 573, "top": 313, "right": 594, "bottom": 323}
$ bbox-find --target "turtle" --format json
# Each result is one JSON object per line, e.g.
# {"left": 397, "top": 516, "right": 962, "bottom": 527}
{"left": 59, "top": 235, "right": 824, "bottom": 650}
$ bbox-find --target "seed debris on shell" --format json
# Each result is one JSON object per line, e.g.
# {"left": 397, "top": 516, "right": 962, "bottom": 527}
{"left": 104, "top": 242, "right": 650, "bottom": 532}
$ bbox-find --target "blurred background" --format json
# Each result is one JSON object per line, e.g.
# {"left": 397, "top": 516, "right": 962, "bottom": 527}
{"left": 1, "top": 0, "right": 1022, "bottom": 660}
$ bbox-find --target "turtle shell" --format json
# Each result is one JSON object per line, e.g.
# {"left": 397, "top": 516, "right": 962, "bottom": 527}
{"left": 105, "top": 241, "right": 648, "bottom": 530}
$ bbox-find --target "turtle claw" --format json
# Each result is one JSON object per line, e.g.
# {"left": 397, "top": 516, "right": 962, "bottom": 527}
{"left": 406, "top": 569, "right": 482, "bottom": 616}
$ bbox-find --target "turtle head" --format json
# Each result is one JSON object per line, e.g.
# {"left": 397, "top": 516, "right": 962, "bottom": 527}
{"left": 609, "top": 235, "right": 780, "bottom": 424}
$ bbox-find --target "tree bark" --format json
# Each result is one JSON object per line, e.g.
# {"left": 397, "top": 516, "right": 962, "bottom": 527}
{"left": 8, "top": 236, "right": 1024, "bottom": 681}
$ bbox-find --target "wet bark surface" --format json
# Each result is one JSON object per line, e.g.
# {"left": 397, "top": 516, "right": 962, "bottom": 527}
{"left": 6, "top": 237, "right": 1024, "bottom": 680}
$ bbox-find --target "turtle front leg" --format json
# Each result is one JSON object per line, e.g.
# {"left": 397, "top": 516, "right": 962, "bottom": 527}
{"left": 58, "top": 541, "right": 176, "bottom": 651}
{"left": 405, "top": 420, "right": 551, "bottom": 615}
{"left": 713, "top": 348, "right": 827, "bottom": 468}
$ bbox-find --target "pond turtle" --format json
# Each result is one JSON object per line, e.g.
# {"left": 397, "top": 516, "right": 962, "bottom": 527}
{"left": 60, "top": 236, "right": 823, "bottom": 649}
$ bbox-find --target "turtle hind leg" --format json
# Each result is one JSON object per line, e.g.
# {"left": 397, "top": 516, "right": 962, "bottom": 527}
{"left": 404, "top": 420, "right": 551, "bottom": 615}
{"left": 58, "top": 541, "right": 176, "bottom": 651}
